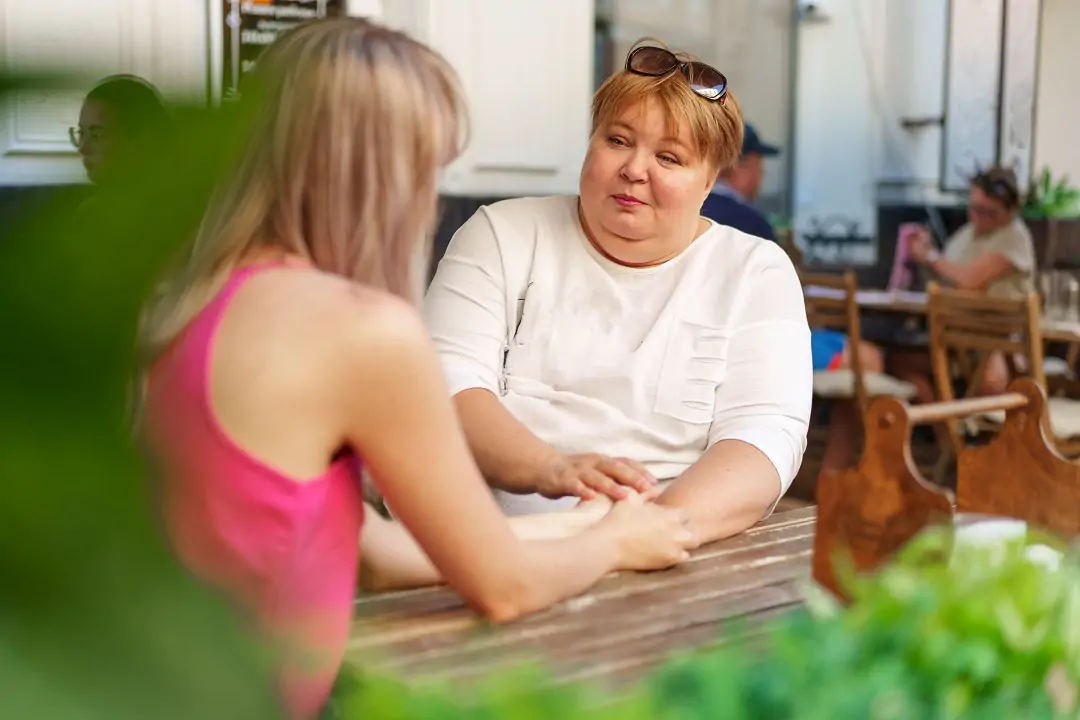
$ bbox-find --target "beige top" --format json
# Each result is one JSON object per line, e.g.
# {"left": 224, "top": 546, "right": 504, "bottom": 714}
{"left": 942, "top": 217, "right": 1036, "bottom": 298}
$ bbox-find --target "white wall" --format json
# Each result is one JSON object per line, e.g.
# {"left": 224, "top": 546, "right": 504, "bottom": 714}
{"left": 791, "top": 0, "right": 951, "bottom": 243}
{"left": 1033, "top": 0, "right": 1080, "bottom": 185}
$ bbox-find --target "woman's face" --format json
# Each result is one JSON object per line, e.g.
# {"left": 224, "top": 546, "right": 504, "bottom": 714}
{"left": 75, "top": 99, "right": 118, "bottom": 183}
{"left": 967, "top": 185, "right": 1012, "bottom": 235}
{"left": 579, "top": 99, "right": 715, "bottom": 249}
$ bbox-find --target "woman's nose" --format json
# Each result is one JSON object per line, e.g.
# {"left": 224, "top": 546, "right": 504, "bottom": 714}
{"left": 620, "top": 153, "right": 648, "bottom": 182}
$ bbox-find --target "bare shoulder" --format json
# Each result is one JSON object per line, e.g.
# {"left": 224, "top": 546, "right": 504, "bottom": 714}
{"left": 335, "top": 285, "right": 433, "bottom": 367}
{"left": 233, "top": 268, "right": 432, "bottom": 379}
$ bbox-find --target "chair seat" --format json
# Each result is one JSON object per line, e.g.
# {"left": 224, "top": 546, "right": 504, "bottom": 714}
{"left": 978, "top": 396, "right": 1080, "bottom": 439}
{"left": 812, "top": 369, "right": 918, "bottom": 400}
{"left": 1044, "top": 357, "right": 1076, "bottom": 379}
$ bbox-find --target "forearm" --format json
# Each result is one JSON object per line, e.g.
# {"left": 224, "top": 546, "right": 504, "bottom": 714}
{"left": 656, "top": 440, "right": 780, "bottom": 545}
{"left": 495, "top": 528, "right": 619, "bottom": 620}
{"left": 453, "top": 388, "right": 558, "bottom": 493}
{"left": 360, "top": 502, "right": 607, "bottom": 591}
{"left": 927, "top": 257, "right": 981, "bottom": 290}
{"left": 359, "top": 510, "right": 440, "bottom": 591}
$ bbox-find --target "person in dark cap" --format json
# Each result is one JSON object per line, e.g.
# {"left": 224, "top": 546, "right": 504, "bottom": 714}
{"left": 701, "top": 122, "right": 885, "bottom": 483}
{"left": 700, "top": 122, "right": 779, "bottom": 240}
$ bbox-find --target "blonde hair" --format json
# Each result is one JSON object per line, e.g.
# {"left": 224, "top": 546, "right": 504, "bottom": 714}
{"left": 138, "top": 17, "right": 466, "bottom": 366}
{"left": 591, "top": 40, "right": 743, "bottom": 173}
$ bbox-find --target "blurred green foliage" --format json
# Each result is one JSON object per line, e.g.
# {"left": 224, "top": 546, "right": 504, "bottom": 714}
{"left": 331, "top": 526, "right": 1079, "bottom": 718}
{"left": 0, "top": 71, "right": 281, "bottom": 719}
{"left": 1024, "top": 167, "right": 1080, "bottom": 219}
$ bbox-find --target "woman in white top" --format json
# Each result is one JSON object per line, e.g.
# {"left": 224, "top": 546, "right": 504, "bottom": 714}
{"left": 424, "top": 42, "right": 813, "bottom": 545}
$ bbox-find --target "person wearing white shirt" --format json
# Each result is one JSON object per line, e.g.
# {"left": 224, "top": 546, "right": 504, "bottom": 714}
{"left": 424, "top": 41, "right": 813, "bottom": 544}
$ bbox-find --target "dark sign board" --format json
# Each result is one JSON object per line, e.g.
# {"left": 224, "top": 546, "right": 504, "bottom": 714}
{"left": 222, "top": 0, "right": 345, "bottom": 99}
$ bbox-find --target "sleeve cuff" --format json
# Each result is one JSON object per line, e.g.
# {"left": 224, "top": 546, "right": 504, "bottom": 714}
{"left": 708, "top": 425, "right": 806, "bottom": 513}
{"left": 441, "top": 359, "right": 502, "bottom": 398}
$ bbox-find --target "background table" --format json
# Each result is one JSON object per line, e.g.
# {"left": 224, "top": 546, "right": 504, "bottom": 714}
{"left": 347, "top": 506, "right": 816, "bottom": 689}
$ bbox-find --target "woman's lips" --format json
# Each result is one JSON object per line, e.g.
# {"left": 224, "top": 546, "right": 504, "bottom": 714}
{"left": 613, "top": 194, "right": 644, "bottom": 207}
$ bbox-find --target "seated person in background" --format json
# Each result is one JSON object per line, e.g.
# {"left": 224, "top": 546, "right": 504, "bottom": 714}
{"left": 700, "top": 122, "right": 779, "bottom": 240}
{"left": 424, "top": 41, "right": 813, "bottom": 546}
{"left": 73, "top": 74, "right": 170, "bottom": 186}
{"left": 891, "top": 166, "right": 1036, "bottom": 402}
{"left": 703, "top": 119, "right": 879, "bottom": 477}
{"left": 139, "top": 20, "right": 695, "bottom": 719}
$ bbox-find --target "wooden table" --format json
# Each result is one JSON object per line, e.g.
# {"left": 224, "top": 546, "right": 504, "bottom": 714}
{"left": 346, "top": 506, "right": 815, "bottom": 689}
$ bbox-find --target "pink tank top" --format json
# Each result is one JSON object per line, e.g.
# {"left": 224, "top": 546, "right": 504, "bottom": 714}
{"left": 145, "top": 262, "right": 363, "bottom": 719}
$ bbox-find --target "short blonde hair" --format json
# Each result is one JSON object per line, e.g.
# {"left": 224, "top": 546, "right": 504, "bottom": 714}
{"left": 591, "top": 42, "right": 743, "bottom": 173}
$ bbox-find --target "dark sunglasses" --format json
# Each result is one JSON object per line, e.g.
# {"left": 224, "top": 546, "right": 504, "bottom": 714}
{"left": 625, "top": 46, "right": 728, "bottom": 104}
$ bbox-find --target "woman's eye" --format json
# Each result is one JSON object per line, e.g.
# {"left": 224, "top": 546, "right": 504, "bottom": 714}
{"left": 659, "top": 154, "right": 679, "bottom": 164}
{"left": 607, "top": 136, "right": 627, "bottom": 147}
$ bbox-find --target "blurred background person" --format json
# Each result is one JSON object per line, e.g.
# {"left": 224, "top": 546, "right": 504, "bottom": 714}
{"left": 700, "top": 122, "right": 779, "bottom": 240}
{"left": 892, "top": 166, "right": 1036, "bottom": 402}
{"left": 72, "top": 74, "right": 170, "bottom": 185}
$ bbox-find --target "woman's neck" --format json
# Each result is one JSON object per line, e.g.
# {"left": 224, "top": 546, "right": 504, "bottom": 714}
{"left": 576, "top": 202, "right": 707, "bottom": 269}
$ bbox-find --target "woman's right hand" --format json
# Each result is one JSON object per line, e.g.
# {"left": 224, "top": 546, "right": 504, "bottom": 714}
{"left": 533, "top": 452, "right": 658, "bottom": 501}
{"left": 595, "top": 499, "right": 698, "bottom": 572}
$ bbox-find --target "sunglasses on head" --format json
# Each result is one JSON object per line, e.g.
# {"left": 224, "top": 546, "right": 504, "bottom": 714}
{"left": 972, "top": 170, "right": 1019, "bottom": 208}
{"left": 625, "top": 46, "right": 728, "bottom": 104}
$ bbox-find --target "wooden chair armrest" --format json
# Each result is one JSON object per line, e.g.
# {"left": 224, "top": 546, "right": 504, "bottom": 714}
{"left": 906, "top": 392, "right": 1028, "bottom": 424}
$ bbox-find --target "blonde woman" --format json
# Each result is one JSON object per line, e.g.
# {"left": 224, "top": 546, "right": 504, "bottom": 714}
{"left": 425, "top": 42, "right": 813, "bottom": 542}
{"left": 138, "top": 20, "right": 696, "bottom": 719}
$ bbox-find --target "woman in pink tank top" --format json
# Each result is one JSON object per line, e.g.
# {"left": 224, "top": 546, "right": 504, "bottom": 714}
{"left": 137, "top": 18, "right": 697, "bottom": 719}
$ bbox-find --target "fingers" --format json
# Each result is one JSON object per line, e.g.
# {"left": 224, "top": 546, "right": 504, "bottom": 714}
{"left": 640, "top": 484, "right": 663, "bottom": 502}
{"left": 562, "top": 478, "right": 597, "bottom": 501}
{"left": 581, "top": 469, "right": 629, "bottom": 500}
{"left": 598, "top": 456, "right": 656, "bottom": 494}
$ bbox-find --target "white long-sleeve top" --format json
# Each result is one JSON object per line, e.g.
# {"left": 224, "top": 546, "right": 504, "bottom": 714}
{"left": 424, "top": 196, "right": 812, "bottom": 516}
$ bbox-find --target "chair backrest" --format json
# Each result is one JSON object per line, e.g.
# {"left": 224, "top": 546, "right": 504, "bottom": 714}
{"left": 813, "top": 378, "right": 1080, "bottom": 602}
{"left": 926, "top": 282, "right": 1045, "bottom": 455}
{"left": 801, "top": 270, "right": 869, "bottom": 413}
{"left": 776, "top": 228, "right": 804, "bottom": 273}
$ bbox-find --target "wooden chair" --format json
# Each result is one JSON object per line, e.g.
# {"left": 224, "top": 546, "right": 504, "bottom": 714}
{"left": 802, "top": 270, "right": 917, "bottom": 417}
{"left": 776, "top": 227, "right": 804, "bottom": 274}
{"left": 926, "top": 282, "right": 1080, "bottom": 457}
{"left": 813, "top": 378, "right": 1080, "bottom": 601}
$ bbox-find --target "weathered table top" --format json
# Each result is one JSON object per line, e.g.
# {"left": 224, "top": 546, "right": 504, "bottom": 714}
{"left": 346, "top": 505, "right": 816, "bottom": 688}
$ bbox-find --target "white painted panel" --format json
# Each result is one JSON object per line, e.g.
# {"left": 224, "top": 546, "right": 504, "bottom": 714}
{"left": 878, "top": 0, "right": 949, "bottom": 184}
{"left": 942, "top": 0, "right": 1003, "bottom": 191}
{"left": 1033, "top": 0, "right": 1080, "bottom": 185}
{"left": 429, "top": 0, "right": 594, "bottom": 196}
{"left": 999, "top": 0, "right": 1039, "bottom": 191}
{"left": 792, "top": 0, "right": 884, "bottom": 239}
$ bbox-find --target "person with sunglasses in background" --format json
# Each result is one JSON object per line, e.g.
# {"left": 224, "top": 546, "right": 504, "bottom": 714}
{"left": 424, "top": 41, "right": 812, "bottom": 546}
{"left": 889, "top": 166, "right": 1036, "bottom": 402}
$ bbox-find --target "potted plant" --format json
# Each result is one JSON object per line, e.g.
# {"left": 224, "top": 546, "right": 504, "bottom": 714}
{"left": 1023, "top": 168, "right": 1080, "bottom": 269}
